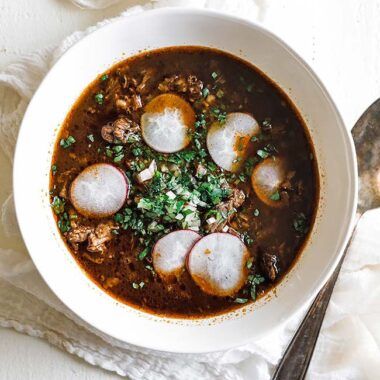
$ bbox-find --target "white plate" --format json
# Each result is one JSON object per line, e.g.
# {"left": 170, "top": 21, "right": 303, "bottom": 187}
{"left": 13, "top": 8, "right": 357, "bottom": 353}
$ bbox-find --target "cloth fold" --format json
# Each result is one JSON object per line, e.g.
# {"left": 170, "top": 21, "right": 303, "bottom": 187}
{"left": 0, "top": 1, "right": 379, "bottom": 379}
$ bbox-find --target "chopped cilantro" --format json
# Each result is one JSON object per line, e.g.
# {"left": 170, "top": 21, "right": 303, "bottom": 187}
{"left": 51, "top": 164, "right": 57, "bottom": 176}
{"left": 293, "top": 213, "right": 309, "bottom": 235}
{"left": 262, "top": 118, "right": 272, "bottom": 132}
{"left": 202, "top": 87, "right": 210, "bottom": 98}
{"left": 87, "top": 134, "right": 95, "bottom": 142}
{"left": 211, "top": 71, "right": 218, "bottom": 79}
{"left": 113, "top": 154, "right": 124, "bottom": 163}
{"left": 194, "top": 113, "right": 207, "bottom": 128}
{"left": 211, "top": 107, "right": 227, "bottom": 124}
{"left": 138, "top": 247, "right": 149, "bottom": 261}
{"left": 269, "top": 191, "right": 281, "bottom": 201}
{"left": 257, "top": 149, "right": 270, "bottom": 159}
{"left": 253, "top": 208, "right": 260, "bottom": 217}
{"left": 101, "top": 74, "right": 108, "bottom": 81}
{"left": 246, "top": 83, "right": 254, "bottom": 93}
{"left": 246, "top": 257, "right": 254, "bottom": 269}
{"left": 51, "top": 196, "right": 65, "bottom": 215}
{"left": 241, "top": 231, "right": 254, "bottom": 246}
{"left": 104, "top": 145, "right": 125, "bottom": 162}
{"left": 57, "top": 212, "right": 71, "bottom": 233}
{"left": 60, "top": 136, "right": 76, "bottom": 149}
{"left": 234, "top": 298, "right": 248, "bottom": 304}
{"left": 248, "top": 274, "right": 265, "bottom": 301}
{"left": 94, "top": 93, "right": 104, "bottom": 105}
{"left": 132, "top": 147, "right": 143, "bottom": 157}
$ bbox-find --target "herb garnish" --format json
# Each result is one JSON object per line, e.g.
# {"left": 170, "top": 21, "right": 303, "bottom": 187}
{"left": 60, "top": 136, "right": 76, "bottom": 149}
{"left": 51, "top": 164, "right": 57, "bottom": 175}
{"left": 248, "top": 274, "right": 265, "bottom": 300}
{"left": 256, "top": 149, "right": 270, "bottom": 159}
{"left": 87, "top": 134, "right": 95, "bottom": 142}
{"left": 202, "top": 87, "right": 210, "bottom": 98}
{"left": 58, "top": 212, "right": 71, "bottom": 233}
{"left": 293, "top": 213, "right": 309, "bottom": 235}
{"left": 51, "top": 196, "right": 71, "bottom": 233}
{"left": 51, "top": 196, "right": 65, "bottom": 215}
{"left": 138, "top": 247, "right": 149, "bottom": 261}
{"left": 94, "top": 93, "right": 104, "bottom": 105}
{"left": 234, "top": 297, "right": 248, "bottom": 304}
{"left": 269, "top": 191, "right": 281, "bottom": 201}
{"left": 105, "top": 145, "right": 124, "bottom": 163}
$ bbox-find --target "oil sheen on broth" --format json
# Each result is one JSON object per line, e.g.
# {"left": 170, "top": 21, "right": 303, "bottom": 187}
{"left": 50, "top": 47, "right": 318, "bottom": 317}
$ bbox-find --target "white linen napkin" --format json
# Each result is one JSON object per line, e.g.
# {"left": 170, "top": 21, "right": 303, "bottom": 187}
{"left": 0, "top": 1, "right": 379, "bottom": 379}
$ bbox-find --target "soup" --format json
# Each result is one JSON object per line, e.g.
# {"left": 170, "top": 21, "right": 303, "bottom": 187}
{"left": 50, "top": 47, "right": 318, "bottom": 317}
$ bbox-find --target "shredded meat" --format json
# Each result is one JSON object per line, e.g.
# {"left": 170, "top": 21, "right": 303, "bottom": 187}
{"left": 261, "top": 252, "right": 279, "bottom": 281}
{"left": 206, "top": 188, "right": 246, "bottom": 233}
{"left": 56, "top": 169, "right": 76, "bottom": 198}
{"left": 115, "top": 93, "right": 142, "bottom": 113}
{"left": 136, "top": 69, "right": 155, "bottom": 94}
{"left": 101, "top": 117, "right": 140, "bottom": 144}
{"left": 158, "top": 74, "right": 203, "bottom": 102}
{"left": 87, "top": 222, "right": 118, "bottom": 254}
{"left": 104, "top": 70, "right": 154, "bottom": 114}
{"left": 230, "top": 188, "right": 246, "bottom": 208}
{"left": 66, "top": 222, "right": 118, "bottom": 258}
{"left": 66, "top": 225, "right": 93, "bottom": 250}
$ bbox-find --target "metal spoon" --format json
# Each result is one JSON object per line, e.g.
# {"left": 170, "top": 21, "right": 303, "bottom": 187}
{"left": 272, "top": 98, "right": 380, "bottom": 380}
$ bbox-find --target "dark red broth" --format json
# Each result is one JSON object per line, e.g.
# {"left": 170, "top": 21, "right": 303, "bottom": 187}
{"left": 50, "top": 47, "right": 318, "bottom": 317}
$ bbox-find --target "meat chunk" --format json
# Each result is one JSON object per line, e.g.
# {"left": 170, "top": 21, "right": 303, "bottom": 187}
{"left": 231, "top": 188, "right": 246, "bottom": 208}
{"left": 136, "top": 69, "right": 155, "bottom": 94}
{"left": 87, "top": 222, "right": 118, "bottom": 254}
{"left": 56, "top": 169, "right": 76, "bottom": 199}
{"left": 66, "top": 222, "right": 118, "bottom": 258}
{"left": 158, "top": 74, "right": 203, "bottom": 102}
{"left": 66, "top": 225, "right": 93, "bottom": 250}
{"left": 115, "top": 93, "right": 142, "bottom": 113}
{"left": 260, "top": 252, "right": 279, "bottom": 281}
{"left": 101, "top": 117, "right": 140, "bottom": 144}
{"left": 206, "top": 188, "right": 246, "bottom": 233}
{"left": 104, "top": 71, "right": 153, "bottom": 114}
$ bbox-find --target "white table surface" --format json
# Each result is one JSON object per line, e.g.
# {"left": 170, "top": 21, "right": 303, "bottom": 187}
{"left": 0, "top": 0, "right": 379, "bottom": 379}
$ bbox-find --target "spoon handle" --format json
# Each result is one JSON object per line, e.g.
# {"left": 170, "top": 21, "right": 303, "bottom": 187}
{"left": 272, "top": 231, "right": 356, "bottom": 380}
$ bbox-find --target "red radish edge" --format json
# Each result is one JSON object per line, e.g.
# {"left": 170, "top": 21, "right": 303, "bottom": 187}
{"left": 70, "top": 163, "right": 129, "bottom": 219}
{"left": 152, "top": 229, "right": 201, "bottom": 281}
{"left": 186, "top": 232, "right": 249, "bottom": 297}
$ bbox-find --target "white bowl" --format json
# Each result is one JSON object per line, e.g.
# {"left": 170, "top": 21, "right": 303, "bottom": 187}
{"left": 13, "top": 8, "right": 357, "bottom": 353}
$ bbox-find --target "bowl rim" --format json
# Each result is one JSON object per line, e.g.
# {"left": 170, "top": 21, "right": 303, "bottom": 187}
{"left": 13, "top": 7, "right": 358, "bottom": 353}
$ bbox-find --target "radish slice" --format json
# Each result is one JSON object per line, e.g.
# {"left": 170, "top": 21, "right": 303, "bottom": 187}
{"left": 141, "top": 93, "right": 196, "bottom": 153}
{"left": 207, "top": 112, "right": 260, "bottom": 172}
{"left": 187, "top": 233, "right": 249, "bottom": 297}
{"left": 152, "top": 230, "right": 201, "bottom": 281}
{"left": 251, "top": 157, "right": 287, "bottom": 207}
{"left": 70, "top": 163, "right": 129, "bottom": 218}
